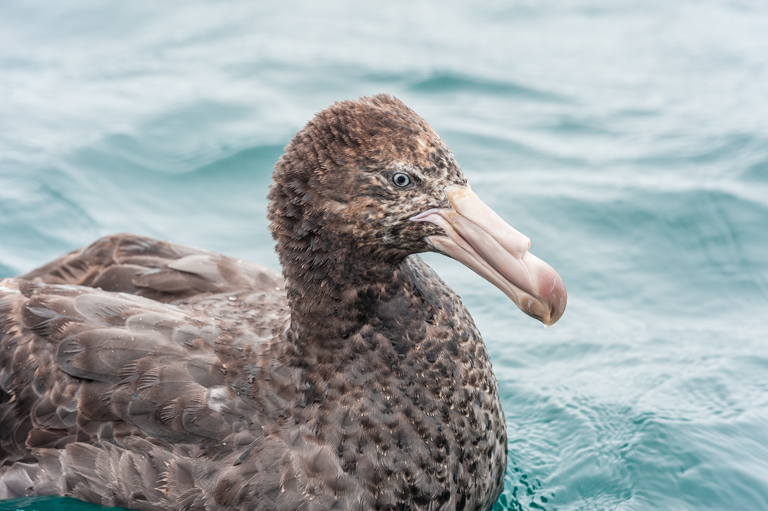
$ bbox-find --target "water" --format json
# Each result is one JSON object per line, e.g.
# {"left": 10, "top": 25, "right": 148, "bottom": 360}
{"left": 1, "top": 1, "right": 767, "bottom": 510}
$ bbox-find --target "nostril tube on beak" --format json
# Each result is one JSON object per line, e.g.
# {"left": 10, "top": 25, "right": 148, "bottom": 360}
{"left": 412, "top": 186, "right": 566, "bottom": 326}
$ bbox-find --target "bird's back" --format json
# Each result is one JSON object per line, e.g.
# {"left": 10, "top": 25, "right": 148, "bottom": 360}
{"left": 0, "top": 234, "right": 292, "bottom": 509}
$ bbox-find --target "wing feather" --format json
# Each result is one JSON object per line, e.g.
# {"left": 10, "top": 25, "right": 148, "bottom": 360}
{"left": 0, "top": 235, "right": 303, "bottom": 509}
{"left": 20, "top": 234, "right": 283, "bottom": 303}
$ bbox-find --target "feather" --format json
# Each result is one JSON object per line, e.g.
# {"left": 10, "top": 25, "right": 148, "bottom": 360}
{"left": 0, "top": 95, "right": 513, "bottom": 511}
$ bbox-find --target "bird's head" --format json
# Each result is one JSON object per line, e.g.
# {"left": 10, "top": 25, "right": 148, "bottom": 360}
{"left": 269, "top": 94, "right": 566, "bottom": 326}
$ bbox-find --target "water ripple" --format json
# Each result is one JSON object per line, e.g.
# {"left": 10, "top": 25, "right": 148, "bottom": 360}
{"left": 408, "top": 72, "right": 568, "bottom": 103}
{"left": 2, "top": 1, "right": 768, "bottom": 510}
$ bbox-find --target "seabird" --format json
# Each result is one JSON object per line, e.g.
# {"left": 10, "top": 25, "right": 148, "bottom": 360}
{"left": 0, "top": 95, "right": 565, "bottom": 511}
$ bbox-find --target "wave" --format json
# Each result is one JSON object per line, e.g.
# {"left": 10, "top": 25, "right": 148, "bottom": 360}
{"left": 408, "top": 72, "right": 568, "bottom": 103}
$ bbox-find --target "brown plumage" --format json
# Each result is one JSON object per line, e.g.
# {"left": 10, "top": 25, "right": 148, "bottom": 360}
{"left": 0, "top": 95, "right": 565, "bottom": 511}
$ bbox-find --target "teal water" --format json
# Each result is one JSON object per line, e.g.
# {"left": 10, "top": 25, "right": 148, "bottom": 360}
{"left": 0, "top": 497, "right": 129, "bottom": 511}
{"left": 1, "top": 1, "right": 768, "bottom": 510}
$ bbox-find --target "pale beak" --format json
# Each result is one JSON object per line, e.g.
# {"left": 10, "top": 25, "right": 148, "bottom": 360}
{"left": 411, "top": 186, "right": 566, "bottom": 326}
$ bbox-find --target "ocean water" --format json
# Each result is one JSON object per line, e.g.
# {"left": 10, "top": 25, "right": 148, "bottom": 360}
{"left": 1, "top": 1, "right": 768, "bottom": 510}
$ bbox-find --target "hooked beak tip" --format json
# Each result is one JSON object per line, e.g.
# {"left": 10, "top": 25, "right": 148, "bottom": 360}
{"left": 413, "top": 187, "right": 567, "bottom": 327}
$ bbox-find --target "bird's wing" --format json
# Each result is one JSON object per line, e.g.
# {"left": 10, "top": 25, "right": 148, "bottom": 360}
{"left": 20, "top": 233, "right": 284, "bottom": 304}
{"left": 0, "top": 237, "right": 300, "bottom": 508}
{"left": 0, "top": 278, "right": 271, "bottom": 458}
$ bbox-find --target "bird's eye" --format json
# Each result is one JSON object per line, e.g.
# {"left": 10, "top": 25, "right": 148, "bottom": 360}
{"left": 392, "top": 172, "right": 411, "bottom": 188}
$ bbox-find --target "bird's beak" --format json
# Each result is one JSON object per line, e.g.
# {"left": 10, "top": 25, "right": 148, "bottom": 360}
{"left": 411, "top": 186, "right": 566, "bottom": 327}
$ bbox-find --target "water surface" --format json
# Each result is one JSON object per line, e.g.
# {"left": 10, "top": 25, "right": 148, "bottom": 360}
{"left": 1, "top": 1, "right": 767, "bottom": 510}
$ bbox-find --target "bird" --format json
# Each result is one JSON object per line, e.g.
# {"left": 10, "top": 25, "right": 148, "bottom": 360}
{"left": 0, "top": 95, "right": 566, "bottom": 511}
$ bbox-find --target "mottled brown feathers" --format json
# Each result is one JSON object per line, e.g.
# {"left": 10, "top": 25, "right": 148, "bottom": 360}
{"left": 1, "top": 95, "right": 506, "bottom": 511}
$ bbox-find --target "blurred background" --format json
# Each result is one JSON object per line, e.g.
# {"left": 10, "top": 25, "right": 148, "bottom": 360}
{"left": 1, "top": 1, "right": 768, "bottom": 510}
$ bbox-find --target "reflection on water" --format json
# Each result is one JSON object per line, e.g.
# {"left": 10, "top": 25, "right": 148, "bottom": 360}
{"left": 1, "top": 1, "right": 767, "bottom": 510}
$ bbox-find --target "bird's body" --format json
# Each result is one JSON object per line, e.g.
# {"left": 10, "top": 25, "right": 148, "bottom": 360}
{"left": 0, "top": 96, "right": 564, "bottom": 511}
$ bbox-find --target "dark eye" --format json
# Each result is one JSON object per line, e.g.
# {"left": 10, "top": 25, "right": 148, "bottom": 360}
{"left": 392, "top": 172, "right": 411, "bottom": 188}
